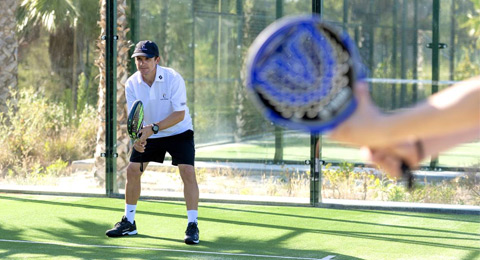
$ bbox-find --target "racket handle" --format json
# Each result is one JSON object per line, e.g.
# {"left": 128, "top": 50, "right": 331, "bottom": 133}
{"left": 137, "top": 130, "right": 144, "bottom": 172}
{"left": 400, "top": 161, "right": 414, "bottom": 190}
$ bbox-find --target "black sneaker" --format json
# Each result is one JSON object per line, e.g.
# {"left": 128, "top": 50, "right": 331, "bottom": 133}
{"left": 105, "top": 216, "right": 138, "bottom": 237}
{"left": 184, "top": 222, "right": 199, "bottom": 244}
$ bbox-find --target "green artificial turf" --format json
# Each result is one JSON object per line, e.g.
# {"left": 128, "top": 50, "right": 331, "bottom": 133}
{"left": 0, "top": 193, "right": 479, "bottom": 260}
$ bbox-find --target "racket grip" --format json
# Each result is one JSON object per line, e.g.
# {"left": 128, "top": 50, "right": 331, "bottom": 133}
{"left": 138, "top": 131, "right": 144, "bottom": 172}
{"left": 400, "top": 161, "right": 414, "bottom": 190}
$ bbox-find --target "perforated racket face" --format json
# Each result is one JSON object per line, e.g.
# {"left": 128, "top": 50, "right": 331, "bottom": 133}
{"left": 127, "top": 100, "right": 144, "bottom": 140}
{"left": 246, "top": 15, "right": 359, "bottom": 133}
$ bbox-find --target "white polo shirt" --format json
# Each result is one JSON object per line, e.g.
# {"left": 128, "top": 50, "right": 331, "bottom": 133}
{"left": 125, "top": 65, "right": 193, "bottom": 138}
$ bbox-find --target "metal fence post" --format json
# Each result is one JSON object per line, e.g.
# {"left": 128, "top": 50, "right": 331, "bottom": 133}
{"left": 105, "top": 0, "right": 117, "bottom": 196}
{"left": 310, "top": 0, "right": 322, "bottom": 207}
{"left": 430, "top": 0, "right": 440, "bottom": 169}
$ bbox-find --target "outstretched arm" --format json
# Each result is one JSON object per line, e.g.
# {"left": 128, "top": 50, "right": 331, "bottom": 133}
{"left": 331, "top": 76, "right": 480, "bottom": 147}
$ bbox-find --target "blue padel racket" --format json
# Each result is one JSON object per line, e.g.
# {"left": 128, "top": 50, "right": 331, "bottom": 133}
{"left": 127, "top": 100, "right": 145, "bottom": 172}
{"left": 246, "top": 15, "right": 414, "bottom": 189}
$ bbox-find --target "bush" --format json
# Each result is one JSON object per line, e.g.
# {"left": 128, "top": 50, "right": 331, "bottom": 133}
{"left": 0, "top": 88, "right": 97, "bottom": 178}
{"left": 321, "top": 162, "right": 480, "bottom": 206}
{"left": 322, "top": 162, "right": 388, "bottom": 200}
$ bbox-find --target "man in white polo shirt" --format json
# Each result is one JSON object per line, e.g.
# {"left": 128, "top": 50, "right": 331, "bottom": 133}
{"left": 106, "top": 40, "right": 200, "bottom": 245}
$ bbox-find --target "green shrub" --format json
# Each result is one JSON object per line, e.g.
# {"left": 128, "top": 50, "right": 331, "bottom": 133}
{"left": 0, "top": 88, "right": 97, "bottom": 178}
{"left": 387, "top": 185, "right": 407, "bottom": 201}
{"left": 321, "top": 163, "right": 479, "bottom": 206}
{"left": 45, "top": 159, "right": 69, "bottom": 176}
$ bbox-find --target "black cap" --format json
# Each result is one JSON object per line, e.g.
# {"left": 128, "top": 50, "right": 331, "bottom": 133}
{"left": 131, "top": 40, "right": 159, "bottom": 58}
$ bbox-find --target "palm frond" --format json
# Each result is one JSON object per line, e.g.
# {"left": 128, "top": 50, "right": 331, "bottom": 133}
{"left": 16, "top": 0, "right": 79, "bottom": 35}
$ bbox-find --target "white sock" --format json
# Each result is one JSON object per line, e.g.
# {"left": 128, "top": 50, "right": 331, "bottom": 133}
{"left": 187, "top": 210, "right": 198, "bottom": 223}
{"left": 125, "top": 204, "right": 137, "bottom": 224}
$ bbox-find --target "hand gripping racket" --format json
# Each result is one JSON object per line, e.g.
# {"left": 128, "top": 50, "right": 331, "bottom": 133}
{"left": 127, "top": 100, "right": 145, "bottom": 172}
{"left": 246, "top": 15, "right": 414, "bottom": 189}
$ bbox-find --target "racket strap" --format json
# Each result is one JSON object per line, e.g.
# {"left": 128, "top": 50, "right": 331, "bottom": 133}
{"left": 400, "top": 162, "right": 414, "bottom": 190}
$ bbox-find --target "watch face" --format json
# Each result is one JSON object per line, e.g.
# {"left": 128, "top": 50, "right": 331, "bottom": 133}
{"left": 152, "top": 124, "right": 159, "bottom": 133}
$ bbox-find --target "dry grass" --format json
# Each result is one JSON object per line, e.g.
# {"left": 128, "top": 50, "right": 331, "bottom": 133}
{"left": 135, "top": 162, "right": 479, "bottom": 205}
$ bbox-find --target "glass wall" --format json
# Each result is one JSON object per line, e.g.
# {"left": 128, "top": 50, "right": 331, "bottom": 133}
{"left": 135, "top": 0, "right": 313, "bottom": 202}
{"left": 1, "top": 0, "right": 478, "bottom": 206}
{"left": 0, "top": 0, "right": 103, "bottom": 194}
{"left": 133, "top": 0, "right": 479, "bottom": 204}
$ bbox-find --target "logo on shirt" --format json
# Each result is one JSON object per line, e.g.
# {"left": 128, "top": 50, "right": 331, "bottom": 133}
{"left": 160, "top": 93, "right": 168, "bottom": 100}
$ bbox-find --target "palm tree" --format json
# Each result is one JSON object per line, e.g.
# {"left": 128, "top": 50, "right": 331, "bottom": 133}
{"left": 93, "top": 0, "right": 131, "bottom": 192}
{"left": 16, "top": 0, "right": 79, "bottom": 110}
{"left": 16, "top": 0, "right": 101, "bottom": 114}
{"left": 0, "top": 0, "right": 18, "bottom": 116}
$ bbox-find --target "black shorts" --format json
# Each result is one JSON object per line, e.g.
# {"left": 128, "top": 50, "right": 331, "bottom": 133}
{"left": 130, "top": 130, "right": 195, "bottom": 166}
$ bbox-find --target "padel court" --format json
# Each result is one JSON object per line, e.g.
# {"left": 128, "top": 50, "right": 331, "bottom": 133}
{"left": 1, "top": 193, "right": 479, "bottom": 260}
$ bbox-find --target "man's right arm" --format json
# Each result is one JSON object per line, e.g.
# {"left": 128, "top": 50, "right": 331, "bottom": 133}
{"left": 331, "top": 76, "right": 480, "bottom": 147}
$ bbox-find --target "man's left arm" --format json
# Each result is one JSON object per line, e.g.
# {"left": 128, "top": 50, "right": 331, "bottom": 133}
{"left": 155, "top": 110, "right": 185, "bottom": 131}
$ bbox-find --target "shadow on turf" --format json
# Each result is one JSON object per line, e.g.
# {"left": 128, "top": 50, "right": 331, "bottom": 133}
{"left": 0, "top": 223, "right": 25, "bottom": 259}
{"left": 1, "top": 194, "right": 479, "bottom": 258}
{"left": 462, "top": 250, "right": 480, "bottom": 260}
{"left": 156, "top": 200, "right": 480, "bottom": 239}
{"left": 0, "top": 222, "right": 360, "bottom": 260}
{"left": 0, "top": 195, "right": 362, "bottom": 260}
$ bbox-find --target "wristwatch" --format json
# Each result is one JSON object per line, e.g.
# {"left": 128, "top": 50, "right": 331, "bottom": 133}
{"left": 152, "top": 123, "right": 159, "bottom": 134}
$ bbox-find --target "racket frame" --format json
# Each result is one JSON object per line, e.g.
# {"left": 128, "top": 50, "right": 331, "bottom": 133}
{"left": 245, "top": 14, "right": 363, "bottom": 134}
{"left": 127, "top": 99, "right": 145, "bottom": 172}
{"left": 127, "top": 100, "right": 144, "bottom": 141}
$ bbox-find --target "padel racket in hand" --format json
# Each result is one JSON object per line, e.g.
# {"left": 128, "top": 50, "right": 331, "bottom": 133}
{"left": 127, "top": 100, "right": 145, "bottom": 172}
{"left": 246, "top": 15, "right": 414, "bottom": 189}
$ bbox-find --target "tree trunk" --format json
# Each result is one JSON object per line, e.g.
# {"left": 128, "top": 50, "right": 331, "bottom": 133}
{"left": 0, "top": 0, "right": 18, "bottom": 115}
{"left": 116, "top": 0, "right": 132, "bottom": 189}
{"left": 93, "top": 0, "right": 107, "bottom": 187}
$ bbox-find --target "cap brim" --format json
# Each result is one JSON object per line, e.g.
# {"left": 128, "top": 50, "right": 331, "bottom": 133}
{"left": 131, "top": 53, "right": 155, "bottom": 58}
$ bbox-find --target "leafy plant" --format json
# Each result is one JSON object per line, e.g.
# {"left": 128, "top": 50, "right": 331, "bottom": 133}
{"left": 320, "top": 163, "right": 479, "bottom": 206}
{"left": 0, "top": 87, "right": 97, "bottom": 179}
